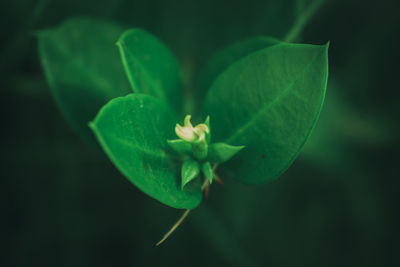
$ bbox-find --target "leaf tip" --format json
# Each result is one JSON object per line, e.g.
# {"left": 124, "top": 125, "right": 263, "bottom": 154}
{"left": 116, "top": 33, "right": 128, "bottom": 49}
{"left": 204, "top": 115, "right": 210, "bottom": 125}
{"left": 325, "top": 41, "right": 331, "bottom": 49}
{"left": 88, "top": 121, "right": 97, "bottom": 131}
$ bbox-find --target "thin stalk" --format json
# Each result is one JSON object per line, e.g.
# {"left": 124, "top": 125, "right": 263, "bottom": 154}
{"left": 201, "top": 177, "right": 209, "bottom": 190}
{"left": 284, "top": 0, "right": 326, "bottom": 43}
{"left": 156, "top": 165, "right": 220, "bottom": 246}
{"left": 156, "top": 174, "right": 212, "bottom": 246}
{"left": 156, "top": 209, "right": 191, "bottom": 246}
{"left": 212, "top": 163, "right": 219, "bottom": 171}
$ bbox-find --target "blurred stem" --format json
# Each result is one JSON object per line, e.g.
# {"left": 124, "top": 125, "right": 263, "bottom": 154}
{"left": 295, "top": 0, "right": 306, "bottom": 16}
{"left": 201, "top": 177, "right": 209, "bottom": 190}
{"left": 191, "top": 206, "right": 258, "bottom": 267}
{"left": 284, "top": 0, "right": 326, "bottom": 43}
{"left": 0, "top": 0, "right": 49, "bottom": 73}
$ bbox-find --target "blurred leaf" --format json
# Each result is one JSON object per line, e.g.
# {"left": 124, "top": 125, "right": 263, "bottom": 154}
{"left": 204, "top": 42, "right": 329, "bottom": 184}
{"left": 197, "top": 36, "right": 280, "bottom": 99}
{"left": 300, "top": 86, "right": 347, "bottom": 167}
{"left": 38, "top": 17, "right": 131, "bottom": 144}
{"left": 181, "top": 158, "right": 200, "bottom": 189}
{"left": 117, "top": 29, "right": 183, "bottom": 113}
{"left": 90, "top": 94, "right": 202, "bottom": 209}
{"left": 301, "top": 83, "right": 397, "bottom": 167}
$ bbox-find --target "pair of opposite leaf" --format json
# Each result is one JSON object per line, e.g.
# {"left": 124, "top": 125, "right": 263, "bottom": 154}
{"left": 38, "top": 18, "right": 329, "bottom": 210}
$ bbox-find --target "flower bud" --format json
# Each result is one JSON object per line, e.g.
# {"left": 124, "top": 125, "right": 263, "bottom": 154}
{"left": 175, "top": 115, "right": 209, "bottom": 144}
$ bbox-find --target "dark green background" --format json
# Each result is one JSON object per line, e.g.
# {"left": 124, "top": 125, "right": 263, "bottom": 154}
{"left": 1, "top": 0, "right": 399, "bottom": 266}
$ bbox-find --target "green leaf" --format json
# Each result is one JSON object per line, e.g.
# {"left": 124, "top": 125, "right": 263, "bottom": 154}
{"left": 201, "top": 161, "right": 213, "bottom": 184}
{"left": 208, "top": 143, "right": 245, "bottom": 164}
{"left": 181, "top": 158, "right": 201, "bottom": 189}
{"left": 204, "top": 42, "right": 329, "bottom": 184}
{"left": 117, "top": 29, "right": 183, "bottom": 113}
{"left": 90, "top": 93, "right": 202, "bottom": 209}
{"left": 197, "top": 36, "right": 280, "bottom": 101}
{"left": 38, "top": 18, "right": 131, "bottom": 144}
{"left": 167, "top": 139, "right": 192, "bottom": 156}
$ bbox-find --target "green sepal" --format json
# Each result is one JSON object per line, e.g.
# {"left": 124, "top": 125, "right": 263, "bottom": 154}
{"left": 181, "top": 158, "right": 201, "bottom": 189}
{"left": 192, "top": 142, "right": 208, "bottom": 161}
{"left": 167, "top": 139, "right": 192, "bottom": 156}
{"left": 208, "top": 143, "right": 245, "bottom": 164}
{"left": 204, "top": 115, "right": 211, "bottom": 144}
{"left": 201, "top": 161, "right": 213, "bottom": 184}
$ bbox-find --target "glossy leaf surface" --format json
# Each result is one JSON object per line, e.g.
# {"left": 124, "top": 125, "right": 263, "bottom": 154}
{"left": 204, "top": 43, "right": 329, "bottom": 184}
{"left": 38, "top": 18, "right": 131, "bottom": 143}
{"left": 197, "top": 36, "right": 280, "bottom": 101}
{"left": 181, "top": 158, "right": 200, "bottom": 189}
{"left": 117, "top": 29, "right": 183, "bottom": 113}
{"left": 167, "top": 139, "right": 192, "bottom": 156}
{"left": 90, "top": 94, "right": 202, "bottom": 209}
{"left": 208, "top": 143, "right": 245, "bottom": 164}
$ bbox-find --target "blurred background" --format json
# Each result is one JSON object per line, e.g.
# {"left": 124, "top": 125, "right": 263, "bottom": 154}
{"left": 1, "top": 0, "right": 399, "bottom": 266}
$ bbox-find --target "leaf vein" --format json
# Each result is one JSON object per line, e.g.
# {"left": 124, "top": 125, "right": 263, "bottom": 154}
{"left": 225, "top": 52, "right": 320, "bottom": 144}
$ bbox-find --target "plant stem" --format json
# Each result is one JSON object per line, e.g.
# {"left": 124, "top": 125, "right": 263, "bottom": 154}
{"left": 201, "top": 177, "right": 209, "bottom": 190}
{"left": 284, "top": 0, "right": 326, "bottom": 43}
{"left": 155, "top": 164, "right": 224, "bottom": 246}
{"left": 212, "top": 163, "right": 219, "bottom": 171}
{"left": 156, "top": 209, "right": 191, "bottom": 246}
{"left": 157, "top": 169, "right": 214, "bottom": 246}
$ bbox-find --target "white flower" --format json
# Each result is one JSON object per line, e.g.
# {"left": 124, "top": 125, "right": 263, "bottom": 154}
{"left": 175, "top": 115, "right": 209, "bottom": 143}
